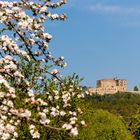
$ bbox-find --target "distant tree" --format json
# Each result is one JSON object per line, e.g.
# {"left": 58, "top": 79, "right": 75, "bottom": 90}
{"left": 82, "top": 86, "right": 88, "bottom": 91}
{"left": 134, "top": 86, "right": 139, "bottom": 91}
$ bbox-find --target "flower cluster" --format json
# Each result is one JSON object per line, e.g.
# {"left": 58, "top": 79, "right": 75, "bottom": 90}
{"left": 0, "top": 35, "right": 30, "bottom": 60}
{"left": 0, "top": 0, "right": 88, "bottom": 139}
{"left": 29, "top": 125, "right": 40, "bottom": 139}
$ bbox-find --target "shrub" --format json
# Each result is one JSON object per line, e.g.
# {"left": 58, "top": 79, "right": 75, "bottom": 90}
{"left": 78, "top": 109, "right": 133, "bottom": 140}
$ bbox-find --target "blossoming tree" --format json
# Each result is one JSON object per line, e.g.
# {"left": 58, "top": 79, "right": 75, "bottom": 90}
{"left": 0, "top": 0, "right": 87, "bottom": 139}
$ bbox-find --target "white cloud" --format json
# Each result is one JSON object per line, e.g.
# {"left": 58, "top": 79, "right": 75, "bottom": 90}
{"left": 89, "top": 3, "right": 121, "bottom": 13}
{"left": 88, "top": 3, "right": 140, "bottom": 16}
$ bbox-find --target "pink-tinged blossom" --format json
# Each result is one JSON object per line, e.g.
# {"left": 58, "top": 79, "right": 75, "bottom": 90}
{"left": 50, "top": 69, "right": 59, "bottom": 75}
{"left": 62, "top": 123, "right": 72, "bottom": 130}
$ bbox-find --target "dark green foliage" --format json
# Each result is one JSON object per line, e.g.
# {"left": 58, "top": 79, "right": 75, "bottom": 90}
{"left": 134, "top": 86, "right": 139, "bottom": 91}
{"left": 85, "top": 92, "right": 140, "bottom": 125}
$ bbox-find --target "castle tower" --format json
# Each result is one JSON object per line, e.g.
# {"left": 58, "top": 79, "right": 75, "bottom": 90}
{"left": 116, "top": 79, "right": 127, "bottom": 92}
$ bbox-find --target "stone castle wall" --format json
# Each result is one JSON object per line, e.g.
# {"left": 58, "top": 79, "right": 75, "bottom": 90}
{"left": 88, "top": 79, "right": 127, "bottom": 95}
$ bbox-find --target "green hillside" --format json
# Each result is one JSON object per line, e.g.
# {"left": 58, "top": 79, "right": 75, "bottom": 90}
{"left": 78, "top": 92, "right": 140, "bottom": 140}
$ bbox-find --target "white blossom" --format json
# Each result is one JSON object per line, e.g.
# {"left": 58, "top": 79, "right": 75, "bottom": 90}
{"left": 62, "top": 123, "right": 72, "bottom": 130}
{"left": 70, "top": 127, "right": 78, "bottom": 136}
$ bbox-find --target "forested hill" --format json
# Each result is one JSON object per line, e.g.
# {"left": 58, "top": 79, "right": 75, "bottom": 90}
{"left": 76, "top": 92, "right": 140, "bottom": 140}
{"left": 85, "top": 92, "right": 140, "bottom": 124}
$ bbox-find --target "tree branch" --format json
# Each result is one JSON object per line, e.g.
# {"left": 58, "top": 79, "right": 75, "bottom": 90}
{"left": 7, "top": 21, "right": 37, "bottom": 61}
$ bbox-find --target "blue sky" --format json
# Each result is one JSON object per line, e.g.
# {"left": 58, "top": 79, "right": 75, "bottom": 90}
{"left": 48, "top": 0, "right": 140, "bottom": 89}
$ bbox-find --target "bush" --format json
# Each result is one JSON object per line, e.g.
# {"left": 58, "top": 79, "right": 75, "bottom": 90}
{"left": 78, "top": 109, "right": 133, "bottom": 140}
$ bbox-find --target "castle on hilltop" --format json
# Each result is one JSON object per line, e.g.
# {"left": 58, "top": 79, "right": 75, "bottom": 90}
{"left": 88, "top": 78, "right": 127, "bottom": 95}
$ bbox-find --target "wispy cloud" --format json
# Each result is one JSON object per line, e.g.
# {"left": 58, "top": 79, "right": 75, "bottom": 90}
{"left": 126, "top": 8, "right": 140, "bottom": 15}
{"left": 84, "top": 3, "right": 140, "bottom": 27}
{"left": 88, "top": 3, "right": 140, "bottom": 16}
{"left": 66, "top": 1, "right": 140, "bottom": 26}
{"left": 89, "top": 4, "right": 121, "bottom": 13}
